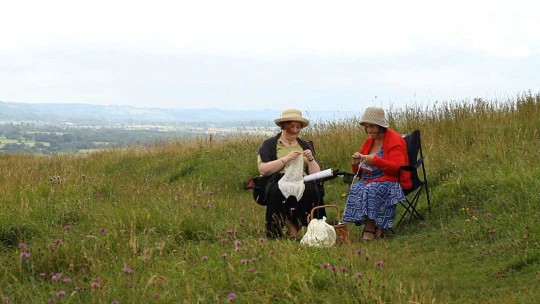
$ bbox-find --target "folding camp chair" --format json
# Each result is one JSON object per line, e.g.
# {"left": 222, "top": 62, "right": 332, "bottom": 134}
{"left": 396, "top": 129, "right": 431, "bottom": 225}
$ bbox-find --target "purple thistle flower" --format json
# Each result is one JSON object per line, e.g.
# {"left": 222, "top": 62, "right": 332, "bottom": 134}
{"left": 250, "top": 257, "right": 258, "bottom": 262}
{"left": 20, "top": 252, "right": 31, "bottom": 259}
{"left": 123, "top": 265, "right": 135, "bottom": 275}
{"left": 240, "top": 259, "right": 248, "bottom": 265}
{"left": 320, "top": 262, "right": 329, "bottom": 269}
{"left": 331, "top": 266, "right": 337, "bottom": 272}
{"left": 63, "top": 277, "right": 72, "bottom": 283}
{"left": 374, "top": 260, "right": 384, "bottom": 267}
{"left": 341, "top": 266, "right": 348, "bottom": 273}
{"left": 235, "top": 247, "right": 241, "bottom": 252}
{"left": 234, "top": 239, "right": 242, "bottom": 246}
{"left": 258, "top": 237, "right": 266, "bottom": 243}
{"left": 227, "top": 292, "right": 236, "bottom": 301}
{"left": 202, "top": 256, "right": 209, "bottom": 261}
{"left": 100, "top": 227, "right": 107, "bottom": 234}
{"left": 226, "top": 229, "right": 235, "bottom": 235}
{"left": 485, "top": 212, "right": 493, "bottom": 217}
{"left": 355, "top": 249, "right": 364, "bottom": 255}
{"left": 54, "top": 238, "right": 62, "bottom": 245}
{"left": 64, "top": 224, "right": 72, "bottom": 231}
{"left": 356, "top": 272, "right": 364, "bottom": 278}
{"left": 365, "top": 254, "right": 370, "bottom": 261}
{"left": 56, "top": 291, "right": 66, "bottom": 297}
{"left": 18, "top": 243, "right": 26, "bottom": 250}
{"left": 51, "top": 273, "right": 62, "bottom": 282}
{"left": 221, "top": 253, "right": 228, "bottom": 258}
{"left": 91, "top": 282, "right": 100, "bottom": 288}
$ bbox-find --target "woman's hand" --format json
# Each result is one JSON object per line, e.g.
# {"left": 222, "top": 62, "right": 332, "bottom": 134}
{"left": 283, "top": 150, "right": 302, "bottom": 163}
{"left": 351, "top": 152, "right": 363, "bottom": 165}
{"left": 352, "top": 153, "right": 375, "bottom": 165}
{"left": 361, "top": 154, "right": 375, "bottom": 164}
{"left": 303, "top": 149, "right": 314, "bottom": 162}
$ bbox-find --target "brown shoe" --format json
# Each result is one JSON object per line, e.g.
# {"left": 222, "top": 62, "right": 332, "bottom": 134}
{"left": 375, "top": 228, "right": 386, "bottom": 240}
{"left": 285, "top": 219, "right": 299, "bottom": 238}
{"left": 362, "top": 228, "right": 375, "bottom": 241}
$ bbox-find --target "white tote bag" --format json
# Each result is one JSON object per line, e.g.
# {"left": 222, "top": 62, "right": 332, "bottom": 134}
{"left": 300, "top": 216, "right": 337, "bottom": 247}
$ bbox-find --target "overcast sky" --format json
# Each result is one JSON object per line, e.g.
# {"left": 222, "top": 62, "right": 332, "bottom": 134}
{"left": 1, "top": 0, "right": 539, "bottom": 112}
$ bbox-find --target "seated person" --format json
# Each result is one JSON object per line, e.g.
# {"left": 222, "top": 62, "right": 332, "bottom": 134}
{"left": 257, "top": 109, "right": 325, "bottom": 238}
{"left": 342, "top": 107, "right": 412, "bottom": 240}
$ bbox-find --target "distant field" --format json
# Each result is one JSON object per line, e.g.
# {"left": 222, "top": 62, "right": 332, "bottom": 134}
{"left": 0, "top": 136, "right": 37, "bottom": 147}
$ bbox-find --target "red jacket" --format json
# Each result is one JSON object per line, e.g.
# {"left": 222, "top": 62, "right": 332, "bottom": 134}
{"left": 351, "top": 128, "right": 412, "bottom": 189}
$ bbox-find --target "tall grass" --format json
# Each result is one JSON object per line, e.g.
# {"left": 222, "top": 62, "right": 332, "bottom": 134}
{"left": 1, "top": 92, "right": 539, "bottom": 303}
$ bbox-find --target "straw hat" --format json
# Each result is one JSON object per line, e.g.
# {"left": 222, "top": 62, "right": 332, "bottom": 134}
{"left": 274, "top": 109, "right": 310, "bottom": 127}
{"left": 359, "top": 107, "right": 389, "bottom": 128}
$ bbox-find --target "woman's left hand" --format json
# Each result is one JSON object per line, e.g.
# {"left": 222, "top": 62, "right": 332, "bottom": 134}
{"left": 361, "top": 153, "right": 375, "bottom": 164}
{"left": 303, "top": 149, "right": 315, "bottom": 162}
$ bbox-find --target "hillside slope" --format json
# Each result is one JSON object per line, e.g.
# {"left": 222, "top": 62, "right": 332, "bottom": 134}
{"left": 1, "top": 94, "right": 539, "bottom": 303}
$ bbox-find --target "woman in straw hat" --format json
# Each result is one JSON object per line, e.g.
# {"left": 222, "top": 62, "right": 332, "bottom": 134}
{"left": 342, "top": 107, "right": 412, "bottom": 240}
{"left": 257, "top": 109, "right": 325, "bottom": 238}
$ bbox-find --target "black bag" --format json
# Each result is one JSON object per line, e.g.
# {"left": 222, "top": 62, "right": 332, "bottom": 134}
{"left": 245, "top": 175, "right": 271, "bottom": 206}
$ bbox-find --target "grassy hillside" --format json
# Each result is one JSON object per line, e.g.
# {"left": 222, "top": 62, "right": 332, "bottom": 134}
{"left": 1, "top": 93, "right": 539, "bottom": 303}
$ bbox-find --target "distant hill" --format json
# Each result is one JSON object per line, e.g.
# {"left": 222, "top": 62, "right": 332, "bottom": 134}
{"left": 0, "top": 101, "right": 351, "bottom": 126}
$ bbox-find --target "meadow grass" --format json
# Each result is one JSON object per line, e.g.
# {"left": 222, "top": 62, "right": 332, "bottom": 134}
{"left": 1, "top": 92, "right": 539, "bottom": 303}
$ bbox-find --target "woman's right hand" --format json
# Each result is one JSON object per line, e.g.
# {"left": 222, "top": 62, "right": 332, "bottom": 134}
{"left": 284, "top": 150, "right": 303, "bottom": 163}
{"left": 351, "top": 152, "right": 363, "bottom": 165}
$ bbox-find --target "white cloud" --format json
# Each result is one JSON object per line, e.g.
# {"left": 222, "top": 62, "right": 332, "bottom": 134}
{"left": 1, "top": 0, "right": 539, "bottom": 109}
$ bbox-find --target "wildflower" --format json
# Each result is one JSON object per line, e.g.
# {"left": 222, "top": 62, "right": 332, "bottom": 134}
{"left": 234, "top": 239, "right": 242, "bottom": 246}
{"left": 221, "top": 253, "right": 228, "bottom": 259}
{"left": 227, "top": 292, "right": 236, "bottom": 301}
{"left": 221, "top": 238, "right": 229, "bottom": 244}
{"left": 240, "top": 259, "right": 248, "bottom": 265}
{"left": 365, "top": 254, "right": 370, "bottom": 261}
{"left": 63, "top": 277, "right": 72, "bottom": 283}
{"left": 39, "top": 273, "right": 46, "bottom": 277}
{"left": 355, "top": 249, "right": 364, "bottom": 255}
{"left": 226, "top": 229, "right": 235, "bottom": 235}
{"left": 64, "top": 224, "right": 72, "bottom": 231}
{"left": 20, "top": 252, "right": 31, "bottom": 259}
{"left": 2, "top": 297, "right": 9, "bottom": 303}
{"left": 100, "top": 227, "right": 107, "bottom": 234}
{"left": 374, "top": 260, "right": 384, "bottom": 267}
{"left": 356, "top": 272, "right": 364, "bottom": 278}
{"left": 123, "top": 265, "right": 135, "bottom": 275}
{"left": 18, "top": 243, "right": 26, "bottom": 250}
{"left": 320, "top": 262, "right": 329, "bottom": 269}
{"left": 51, "top": 273, "right": 62, "bottom": 281}
{"left": 235, "top": 247, "right": 241, "bottom": 252}
{"left": 250, "top": 257, "right": 258, "bottom": 262}
{"left": 54, "top": 239, "right": 62, "bottom": 245}
{"left": 91, "top": 282, "right": 100, "bottom": 288}
{"left": 341, "top": 266, "right": 348, "bottom": 273}
{"left": 56, "top": 291, "right": 66, "bottom": 297}
{"left": 331, "top": 266, "right": 337, "bottom": 272}
{"left": 111, "top": 301, "right": 120, "bottom": 304}
{"left": 485, "top": 212, "right": 493, "bottom": 217}
{"left": 258, "top": 237, "right": 266, "bottom": 243}
{"left": 202, "top": 256, "right": 209, "bottom": 261}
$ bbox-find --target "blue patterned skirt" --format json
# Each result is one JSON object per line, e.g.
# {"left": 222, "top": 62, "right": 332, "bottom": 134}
{"left": 342, "top": 180, "right": 405, "bottom": 229}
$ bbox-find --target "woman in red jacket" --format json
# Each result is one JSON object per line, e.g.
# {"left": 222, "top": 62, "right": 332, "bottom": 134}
{"left": 342, "top": 107, "right": 411, "bottom": 240}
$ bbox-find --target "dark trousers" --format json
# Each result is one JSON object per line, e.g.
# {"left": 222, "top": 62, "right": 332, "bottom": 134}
{"left": 265, "top": 178, "right": 326, "bottom": 238}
